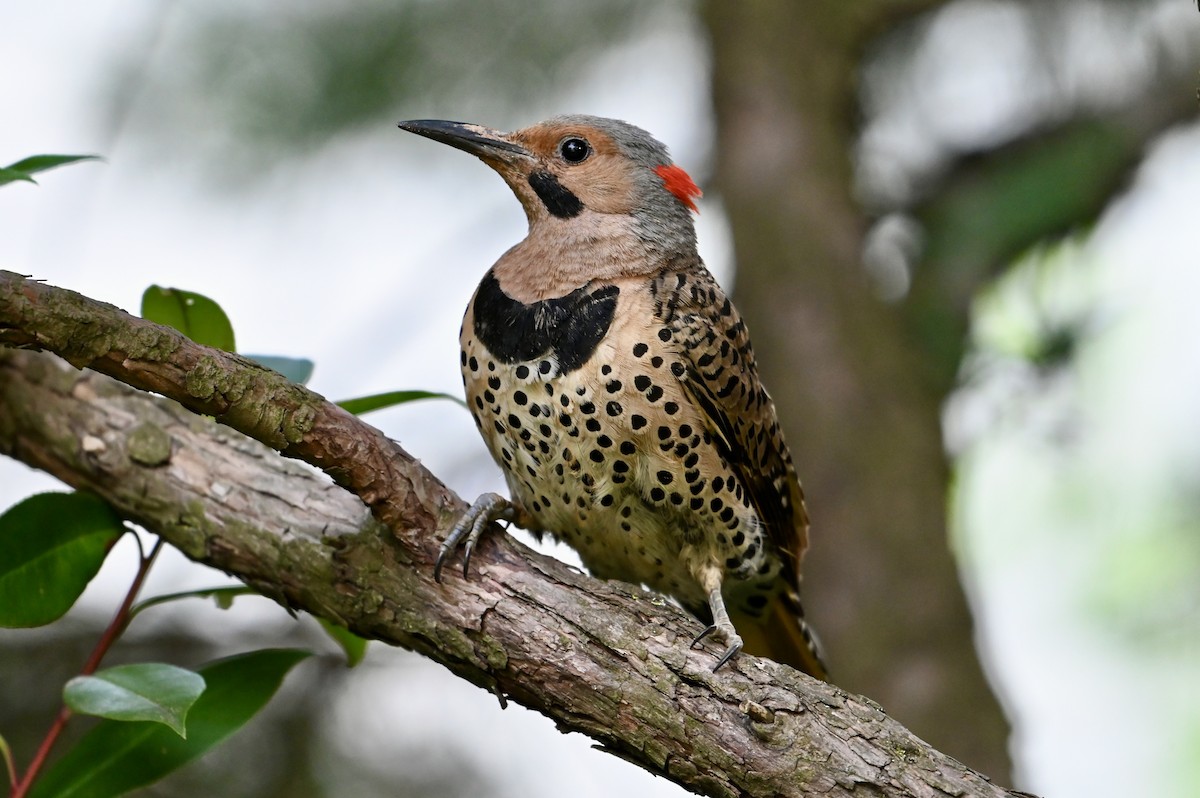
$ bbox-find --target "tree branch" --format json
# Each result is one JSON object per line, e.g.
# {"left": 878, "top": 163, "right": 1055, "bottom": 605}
{"left": 0, "top": 271, "right": 1027, "bottom": 798}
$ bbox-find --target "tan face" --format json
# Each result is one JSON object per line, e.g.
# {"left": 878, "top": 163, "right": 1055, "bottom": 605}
{"left": 502, "top": 122, "right": 639, "bottom": 217}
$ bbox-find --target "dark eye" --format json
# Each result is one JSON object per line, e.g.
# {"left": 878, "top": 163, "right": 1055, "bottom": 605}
{"left": 559, "top": 137, "right": 590, "bottom": 163}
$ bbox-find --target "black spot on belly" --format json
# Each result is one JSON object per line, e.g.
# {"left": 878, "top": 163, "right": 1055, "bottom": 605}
{"left": 528, "top": 170, "right": 584, "bottom": 218}
{"left": 473, "top": 270, "right": 618, "bottom": 374}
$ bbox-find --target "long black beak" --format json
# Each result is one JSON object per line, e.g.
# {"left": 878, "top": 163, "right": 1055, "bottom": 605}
{"left": 398, "top": 119, "right": 531, "bottom": 159}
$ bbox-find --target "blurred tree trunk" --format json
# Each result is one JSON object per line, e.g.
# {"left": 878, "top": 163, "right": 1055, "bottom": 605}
{"left": 701, "top": 0, "right": 1013, "bottom": 778}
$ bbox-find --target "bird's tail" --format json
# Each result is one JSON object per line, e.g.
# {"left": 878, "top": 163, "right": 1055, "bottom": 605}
{"left": 735, "top": 588, "right": 829, "bottom": 681}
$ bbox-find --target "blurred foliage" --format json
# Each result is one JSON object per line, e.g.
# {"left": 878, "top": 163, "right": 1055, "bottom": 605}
{"left": 955, "top": 230, "right": 1200, "bottom": 648}
{"left": 951, "top": 224, "right": 1200, "bottom": 794}
{"left": 965, "top": 241, "right": 1105, "bottom": 377}
{"left": 920, "top": 121, "right": 1129, "bottom": 297}
{"left": 107, "top": 0, "right": 673, "bottom": 173}
{"left": 858, "top": 0, "right": 1199, "bottom": 390}
{"left": 907, "top": 115, "right": 1183, "bottom": 386}
{"left": 948, "top": 240, "right": 1107, "bottom": 458}
{"left": 1085, "top": 501, "right": 1200, "bottom": 647}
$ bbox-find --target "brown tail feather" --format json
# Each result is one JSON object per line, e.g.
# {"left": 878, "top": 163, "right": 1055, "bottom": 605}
{"left": 735, "top": 590, "right": 829, "bottom": 681}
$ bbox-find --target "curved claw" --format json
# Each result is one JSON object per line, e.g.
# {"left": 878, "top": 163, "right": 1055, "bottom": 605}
{"left": 691, "top": 583, "right": 744, "bottom": 671}
{"left": 691, "top": 624, "right": 744, "bottom": 672}
{"left": 690, "top": 624, "right": 717, "bottom": 649}
{"left": 712, "top": 640, "right": 743, "bottom": 672}
{"left": 460, "top": 518, "right": 507, "bottom": 579}
{"left": 435, "top": 493, "right": 514, "bottom": 582}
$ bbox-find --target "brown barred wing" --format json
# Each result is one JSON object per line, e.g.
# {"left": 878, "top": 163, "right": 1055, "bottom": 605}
{"left": 648, "top": 266, "right": 811, "bottom": 586}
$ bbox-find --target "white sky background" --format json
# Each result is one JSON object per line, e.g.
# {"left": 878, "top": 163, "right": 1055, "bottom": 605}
{"left": 2, "top": 2, "right": 1199, "bottom": 797}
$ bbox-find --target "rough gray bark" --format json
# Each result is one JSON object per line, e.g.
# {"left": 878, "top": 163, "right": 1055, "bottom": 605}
{"left": 0, "top": 271, "right": 1029, "bottom": 798}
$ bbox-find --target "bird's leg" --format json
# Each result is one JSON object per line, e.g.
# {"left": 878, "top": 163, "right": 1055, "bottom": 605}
{"left": 689, "top": 570, "right": 744, "bottom": 671}
{"left": 435, "top": 492, "right": 521, "bottom": 582}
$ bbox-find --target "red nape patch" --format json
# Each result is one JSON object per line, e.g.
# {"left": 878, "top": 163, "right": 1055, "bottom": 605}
{"left": 655, "top": 164, "right": 702, "bottom": 213}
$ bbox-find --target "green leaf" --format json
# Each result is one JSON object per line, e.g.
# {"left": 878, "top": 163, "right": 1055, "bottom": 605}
{"left": 0, "top": 154, "right": 101, "bottom": 187}
{"left": 140, "top": 286, "right": 237, "bottom": 352}
{"left": 246, "top": 355, "right": 315, "bottom": 384}
{"left": 64, "top": 664, "right": 206, "bottom": 738}
{"left": 6, "top": 154, "right": 102, "bottom": 175}
{"left": 212, "top": 589, "right": 239, "bottom": 610}
{"left": 0, "top": 166, "right": 37, "bottom": 186}
{"left": 316, "top": 616, "right": 368, "bottom": 667}
{"left": 30, "top": 649, "right": 310, "bottom": 798}
{"left": 0, "top": 493, "right": 125, "bottom": 628}
{"left": 337, "top": 389, "right": 466, "bottom": 415}
{"left": 129, "top": 586, "right": 255, "bottom": 620}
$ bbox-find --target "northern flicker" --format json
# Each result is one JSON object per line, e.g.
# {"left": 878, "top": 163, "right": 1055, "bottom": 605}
{"left": 399, "top": 115, "right": 827, "bottom": 678}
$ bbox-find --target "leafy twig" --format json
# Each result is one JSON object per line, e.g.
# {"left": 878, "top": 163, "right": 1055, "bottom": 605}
{"left": 10, "top": 538, "right": 163, "bottom": 798}
{"left": 128, "top": 586, "right": 257, "bottom": 621}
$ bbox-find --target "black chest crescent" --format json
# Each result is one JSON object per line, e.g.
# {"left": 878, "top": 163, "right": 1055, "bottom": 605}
{"left": 472, "top": 271, "right": 619, "bottom": 374}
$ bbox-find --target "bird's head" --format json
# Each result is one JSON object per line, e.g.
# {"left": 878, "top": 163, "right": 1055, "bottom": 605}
{"left": 399, "top": 115, "right": 701, "bottom": 259}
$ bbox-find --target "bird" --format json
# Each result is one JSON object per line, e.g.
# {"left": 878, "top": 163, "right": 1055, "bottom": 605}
{"left": 399, "top": 115, "right": 827, "bottom": 679}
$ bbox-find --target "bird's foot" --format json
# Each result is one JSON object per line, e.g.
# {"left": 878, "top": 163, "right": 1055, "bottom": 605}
{"left": 691, "top": 622, "right": 744, "bottom": 672}
{"left": 435, "top": 492, "right": 516, "bottom": 582}
{"left": 690, "top": 582, "right": 743, "bottom": 671}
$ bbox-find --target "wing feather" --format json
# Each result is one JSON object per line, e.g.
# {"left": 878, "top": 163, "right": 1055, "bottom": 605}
{"left": 651, "top": 266, "right": 810, "bottom": 583}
